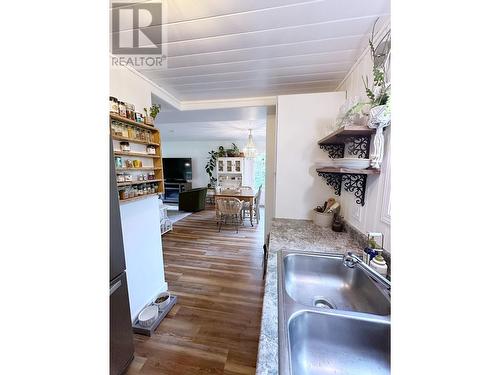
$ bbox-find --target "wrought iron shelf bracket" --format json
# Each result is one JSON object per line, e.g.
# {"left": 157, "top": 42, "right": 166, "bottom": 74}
{"left": 317, "top": 171, "right": 368, "bottom": 206}
{"left": 319, "top": 143, "right": 345, "bottom": 159}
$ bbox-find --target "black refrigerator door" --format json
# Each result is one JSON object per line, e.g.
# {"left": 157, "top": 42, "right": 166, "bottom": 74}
{"left": 110, "top": 272, "right": 134, "bottom": 374}
{"left": 110, "top": 138, "right": 126, "bottom": 280}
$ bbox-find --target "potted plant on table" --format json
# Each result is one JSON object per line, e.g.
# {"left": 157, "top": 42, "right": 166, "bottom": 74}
{"left": 144, "top": 104, "right": 161, "bottom": 126}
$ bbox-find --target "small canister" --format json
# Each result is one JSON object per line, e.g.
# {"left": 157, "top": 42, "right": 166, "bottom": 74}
{"left": 120, "top": 141, "right": 130, "bottom": 152}
{"left": 135, "top": 112, "right": 144, "bottom": 123}
{"left": 125, "top": 159, "right": 133, "bottom": 168}
{"left": 148, "top": 172, "right": 155, "bottom": 180}
{"left": 138, "top": 174, "right": 144, "bottom": 181}
{"left": 118, "top": 101, "right": 127, "bottom": 117}
{"left": 109, "top": 97, "right": 119, "bottom": 114}
{"left": 133, "top": 159, "right": 141, "bottom": 168}
{"left": 146, "top": 145, "right": 156, "bottom": 154}
{"left": 116, "top": 173, "right": 125, "bottom": 183}
{"left": 114, "top": 157, "right": 122, "bottom": 169}
{"left": 124, "top": 173, "right": 132, "bottom": 182}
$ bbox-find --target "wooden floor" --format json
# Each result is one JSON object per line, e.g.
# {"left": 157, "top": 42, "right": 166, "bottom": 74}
{"left": 126, "top": 208, "right": 265, "bottom": 375}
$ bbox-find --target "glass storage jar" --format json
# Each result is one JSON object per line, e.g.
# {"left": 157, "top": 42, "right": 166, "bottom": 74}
{"left": 116, "top": 173, "right": 125, "bottom": 182}
{"left": 109, "top": 97, "right": 119, "bottom": 114}
{"left": 124, "top": 173, "right": 132, "bottom": 182}
{"left": 118, "top": 101, "right": 127, "bottom": 117}
{"left": 125, "top": 159, "right": 133, "bottom": 168}
{"left": 114, "top": 157, "right": 122, "bottom": 169}
{"left": 146, "top": 145, "right": 156, "bottom": 154}
{"left": 119, "top": 141, "right": 130, "bottom": 152}
{"left": 125, "top": 103, "right": 135, "bottom": 120}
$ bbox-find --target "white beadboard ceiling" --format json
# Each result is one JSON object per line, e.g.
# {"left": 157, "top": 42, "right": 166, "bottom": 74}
{"left": 152, "top": 95, "right": 267, "bottom": 141}
{"left": 112, "top": 0, "right": 390, "bottom": 101}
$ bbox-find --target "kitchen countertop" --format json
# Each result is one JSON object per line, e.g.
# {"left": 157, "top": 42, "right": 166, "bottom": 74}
{"left": 255, "top": 218, "right": 365, "bottom": 375}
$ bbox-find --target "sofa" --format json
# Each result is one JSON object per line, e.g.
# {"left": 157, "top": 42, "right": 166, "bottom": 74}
{"left": 178, "top": 187, "right": 208, "bottom": 212}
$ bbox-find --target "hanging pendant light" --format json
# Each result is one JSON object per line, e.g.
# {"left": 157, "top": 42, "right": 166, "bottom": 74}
{"left": 243, "top": 129, "right": 257, "bottom": 158}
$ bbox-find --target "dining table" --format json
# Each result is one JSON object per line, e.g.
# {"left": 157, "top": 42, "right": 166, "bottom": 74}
{"left": 214, "top": 187, "right": 256, "bottom": 226}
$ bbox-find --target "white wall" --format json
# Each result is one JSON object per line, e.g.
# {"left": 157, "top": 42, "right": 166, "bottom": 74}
{"left": 264, "top": 109, "right": 277, "bottom": 239}
{"left": 336, "top": 22, "right": 391, "bottom": 251}
{"left": 275, "top": 92, "right": 346, "bottom": 219}
{"left": 161, "top": 139, "right": 265, "bottom": 189}
{"left": 111, "top": 64, "right": 168, "bottom": 320}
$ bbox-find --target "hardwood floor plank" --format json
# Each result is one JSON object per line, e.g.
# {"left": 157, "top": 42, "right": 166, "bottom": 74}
{"left": 126, "top": 208, "right": 265, "bottom": 374}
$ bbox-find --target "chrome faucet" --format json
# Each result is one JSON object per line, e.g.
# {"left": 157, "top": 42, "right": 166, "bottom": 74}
{"left": 343, "top": 252, "right": 391, "bottom": 290}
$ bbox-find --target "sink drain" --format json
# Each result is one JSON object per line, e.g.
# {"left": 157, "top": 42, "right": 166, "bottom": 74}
{"left": 313, "top": 297, "right": 336, "bottom": 309}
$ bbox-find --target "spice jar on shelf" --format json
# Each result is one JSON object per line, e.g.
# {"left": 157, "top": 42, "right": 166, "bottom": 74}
{"left": 146, "top": 145, "right": 156, "bottom": 154}
{"left": 133, "top": 159, "right": 141, "bottom": 168}
{"left": 135, "top": 112, "right": 144, "bottom": 123}
{"left": 118, "top": 101, "right": 127, "bottom": 117}
{"left": 119, "top": 141, "right": 130, "bottom": 152}
{"left": 148, "top": 172, "right": 155, "bottom": 180}
{"left": 116, "top": 173, "right": 125, "bottom": 183}
{"left": 110, "top": 97, "right": 119, "bottom": 114}
{"left": 125, "top": 159, "right": 133, "bottom": 168}
{"left": 114, "top": 157, "right": 122, "bottom": 169}
{"left": 125, "top": 103, "right": 135, "bottom": 120}
{"left": 124, "top": 173, "right": 132, "bottom": 182}
{"left": 119, "top": 189, "right": 128, "bottom": 200}
{"left": 138, "top": 174, "right": 144, "bottom": 181}
{"left": 126, "top": 125, "right": 135, "bottom": 139}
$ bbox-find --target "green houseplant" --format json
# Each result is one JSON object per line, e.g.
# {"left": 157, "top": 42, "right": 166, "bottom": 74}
{"left": 205, "top": 146, "right": 226, "bottom": 187}
{"left": 143, "top": 104, "right": 161, "bottom": 125}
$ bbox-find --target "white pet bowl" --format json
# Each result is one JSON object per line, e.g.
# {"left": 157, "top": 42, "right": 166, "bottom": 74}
{"left": 138, "top": 305, "right": 159, "bottom": 327}
{"left": 153, "top": 291, "right": 171, "bottom": 311}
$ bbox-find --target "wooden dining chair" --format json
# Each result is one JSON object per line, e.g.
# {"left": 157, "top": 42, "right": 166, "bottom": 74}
{"left": 241, "top": 185, "right": 262, "bottom": 225}
{"left": 216, "top": 197, "right": 243, "bottom": 233}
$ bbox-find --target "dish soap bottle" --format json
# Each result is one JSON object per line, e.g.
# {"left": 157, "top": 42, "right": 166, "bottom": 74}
{"left": 370, "top": 250, "right": 388, "bottom": 277}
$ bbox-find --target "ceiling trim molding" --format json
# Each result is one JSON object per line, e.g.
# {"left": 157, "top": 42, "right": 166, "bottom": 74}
{"left": 114, "top": 57, "right": 277, "bottom": 111}
{"left": 180, "top": 96, "right": 277, "bottom": 111}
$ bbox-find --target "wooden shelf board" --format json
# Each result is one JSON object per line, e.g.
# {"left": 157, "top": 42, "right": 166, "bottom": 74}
{"left": 316, "top": 167, "right": 380, "bottom": 175}
{"left": 119, "top": 192, "right": 160, "bottom": 204}
{"left": 112, "top": 135, "right": 160, "bottom": 146}
{"left": 110, "top": 113, "right": 157, "bottom": 131}
{"left": 318, "top": 125, "right": 375, "bottom": 145}
{"left": 116, "top": 167, "right": 161, "bottom": 171}
{"left": 117, "top": 179, "right": 164, "bottom": 187}
{"left": 114, "top": 151, "right": 161, "bottom": 158}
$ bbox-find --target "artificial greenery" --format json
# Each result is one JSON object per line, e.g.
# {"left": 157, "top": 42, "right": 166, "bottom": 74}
{"left": 144, "top": 104, "right": 161, "bottom": 119}
{"left": 205, "top": 146, "right": 226, "bottom": 186}
{"left": 362, "top": 19, "right": 391, "bottom": 107}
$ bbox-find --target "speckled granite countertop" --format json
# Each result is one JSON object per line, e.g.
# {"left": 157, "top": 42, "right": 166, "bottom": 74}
{"left": 255, "top": 218, "right": 365, "bottom": 375}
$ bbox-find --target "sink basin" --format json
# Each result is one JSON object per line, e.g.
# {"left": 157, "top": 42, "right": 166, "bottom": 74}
{"left": 288, "top": 311, "right": 390, "bottom": 375}
{"left": 284, "top": 254, "right": 390, "bottom": 315}
{"left": 278, "top": 250, "right": 391, "bottom": 375}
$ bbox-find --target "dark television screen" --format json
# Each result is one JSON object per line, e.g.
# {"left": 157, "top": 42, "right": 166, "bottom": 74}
{"left": 163, "top": 158, "right": 192, "bottom": 182}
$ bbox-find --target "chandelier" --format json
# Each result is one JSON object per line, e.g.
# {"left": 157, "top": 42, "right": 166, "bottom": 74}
{"left": 243, "top": 129, "right": 257, "bottom": 158}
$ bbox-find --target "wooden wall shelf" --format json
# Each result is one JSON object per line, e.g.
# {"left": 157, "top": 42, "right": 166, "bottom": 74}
{"left": 112, "top": 135, "right": 160, "bottom": 146}
{"left": 114, "top": 151, "right": 161, "bottom": 158}
{"left": 110, "top": 113, "right": 156, "bottom": 131}
{"left": 316, "top": 167, "right": 380, "bottom": 175}
{"left": 318, "top": 125, "right": 375, "bottom": 145}
{"left": 111, "top": 113, "right": 164, "bottom": 201}
{"left": 117, "top": 179, "right": 164, "bottom": 187}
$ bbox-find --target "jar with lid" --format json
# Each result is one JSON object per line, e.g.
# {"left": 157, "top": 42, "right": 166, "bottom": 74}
{"left": 114, "top": 157, "right": 122, "bottom": 169}
{"left": 124, "top": 173, "right": 132, "bottom": 182}
{"left": 125, "top": 159, "right": 133, "bottom": 168}
{"left": 116, "top": 173, "right": 125, "bottom": 182}
{"left": 135, "top": 112, "right": 144, "bottom": 123}
{"left": 138, "top": 174, "right": 144, "bottom": 181}
{"left": 148, "top": 172, "right": 155, "bottom": 180}
{"left": 145, "top": 130, "right": 152, "bottom": 143}
{"left": 119, "top": 189, "right": 128, "bottom": 200}
{"left": 118, "top": 101, "right": 127, "bottom": 117}
{"left": 112, "top": 121, "right": 122, "bottom": 136}
{"left": 120, "top": 141, "right": 130, "bottom": 152}
{"left": 109, "top": 97, "right": 119, "bottom": 114}
{"left": 125, "top": 103, "right": 135, "bottom": 120}
{"left": 146, "top": 145, "right": 156, "bottom": 155}
{"left": 126, "top": 125, "right": 135, "bottom": 139}
{"left": 120, "top": 123, "right": 128, "bottom": 138}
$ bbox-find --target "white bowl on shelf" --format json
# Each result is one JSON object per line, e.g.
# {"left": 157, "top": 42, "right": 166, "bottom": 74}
{"left": 330, "top": 158, "right": 371, "bottom": 169}
{"left": 153, "top": 291, "right": 171, "bottom": 311}
{"left": 138, "top": 305, "right": 159, "bottom": 327}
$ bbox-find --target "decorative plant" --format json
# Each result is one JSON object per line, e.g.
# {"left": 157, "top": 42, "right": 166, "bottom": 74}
{"left": 362, "top": 19, "right": 391, "bottom": 107}
{"left": 205, "top": 146, "right": 226, "bottom": 186}
{"left": 226, "top": 142, "right": 240, "bottom": 157}
{"left": 144, "top": 104, "right": 161, "bottom": 119}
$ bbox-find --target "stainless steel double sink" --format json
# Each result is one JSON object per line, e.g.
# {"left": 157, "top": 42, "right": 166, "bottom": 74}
{"left": 278, "top": 250, "right": 391, "bottom": 375}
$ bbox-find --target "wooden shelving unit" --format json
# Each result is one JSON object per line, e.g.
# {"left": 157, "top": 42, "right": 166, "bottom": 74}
{"left": 111, "top": 113, "right": 164, "bottom": 203}
{"left": 316, "top": 124, "right": 380, "bottom": 206}
{"left": 318, "top": 124, "right": 375, "bottom": 145}
{"left": 316, "top": 167, "right": 380, "bottom": 175}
